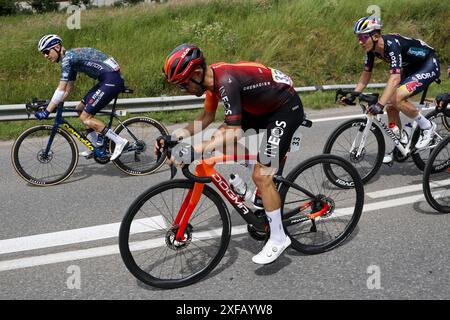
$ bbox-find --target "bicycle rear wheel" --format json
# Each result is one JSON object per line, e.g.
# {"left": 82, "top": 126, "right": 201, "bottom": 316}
{"left": 279, "top": 154, "right": 364, "bottom": 254}
{"left": 323, "top": 118, "right": 384, "bottom": 185}
{"left": 112, "top": 117, "right": 169, "bottom": 175}
{"left": 11, "top": 125, "right": 78, "bottom": 186}
{"left": 423, "top": 135, "right": 450, "bottom": 213}
{"left": 119, "top": 180, "right": 231, "bottom": 289}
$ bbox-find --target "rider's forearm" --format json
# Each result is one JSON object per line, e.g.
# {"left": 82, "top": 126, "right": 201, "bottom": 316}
{"left": 379, "top": 74, "right": 401, "bottom": 106}
{"left": 63, "top": 81, "right": 75, "bottom": 100}
{"left": 173, "top": 111, "right": 215, "bottom": 140}
{"left": 196, "top": 126, "right": 242, "bottom": 155}
{"left": 47, "top": 81, "right": 69, "bottom": 113}
{"left": 354, "top": 71, "right": 372, "bottom": 93}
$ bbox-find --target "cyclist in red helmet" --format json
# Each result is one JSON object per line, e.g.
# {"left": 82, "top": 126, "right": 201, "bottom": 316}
{"left": 159, "top": 43, "right": 305, "bottom": 265}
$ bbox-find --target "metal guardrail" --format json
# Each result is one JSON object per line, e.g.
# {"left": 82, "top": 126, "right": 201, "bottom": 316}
{"left": 0, "top": 83, "right": 387, "bottom": 121}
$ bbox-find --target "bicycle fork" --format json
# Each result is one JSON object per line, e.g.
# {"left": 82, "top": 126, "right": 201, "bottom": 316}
{"left": 351, "top": 116, "right": 373, "bottom": 157}
{"left": 173, "top": 183, "right": 204, "bottom": 241}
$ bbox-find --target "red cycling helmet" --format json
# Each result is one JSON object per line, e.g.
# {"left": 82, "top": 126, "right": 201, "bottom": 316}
{"left": 163, "top": 44, "right": 205, "bottom": 84}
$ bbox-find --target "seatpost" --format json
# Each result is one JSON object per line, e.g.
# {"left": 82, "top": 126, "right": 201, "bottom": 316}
{"left": 419, "top": 85, "right": 429, "bottom": 105}
{"left": 107, "top": 95, "right": 119, "bottom": 128}
{"left": 111, "top": 96, "right": 118, "bottom": 113}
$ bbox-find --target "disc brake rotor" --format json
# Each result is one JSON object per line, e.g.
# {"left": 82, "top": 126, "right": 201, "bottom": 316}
{"left": 166, "top": 224, "right": 193, "bottom": 251}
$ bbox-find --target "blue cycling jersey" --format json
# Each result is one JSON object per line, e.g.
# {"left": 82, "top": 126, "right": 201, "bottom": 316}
{"left": 61, "top": 48, "right": 121, "bottom": 81}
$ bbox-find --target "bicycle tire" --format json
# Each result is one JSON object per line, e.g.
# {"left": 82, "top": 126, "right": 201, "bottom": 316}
{"left": 323, "top": 118, "right": 385, "bottom": 185}
{"left": 422, "top": 135, "right": 450, "bottom": 213}
{"left": 279, "top": 154, "right": 364, "bottom": 254}
{"left": 11, "top": 125, "right": 78, "bottom": 186}
{"left": 412, "top": 109, "right": 450, "bottom": 171}
{"left": 112, "top": 117, "right": 169, "bottom": 175}
{"left": 443, "top": 114, "right": 450, "bottom": 132}
{"left": 119, "top": 179, "right": 231, "bottom": 289}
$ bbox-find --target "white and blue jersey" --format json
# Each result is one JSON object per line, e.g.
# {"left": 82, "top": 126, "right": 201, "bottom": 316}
{"left": 61, "top": 47, "right": 125, "bottom": 115}
{"left": 61, "top": 47, "right": 121, "bottom": 81}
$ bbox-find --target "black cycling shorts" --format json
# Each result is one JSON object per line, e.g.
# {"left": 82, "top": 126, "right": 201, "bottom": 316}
{"left": 399, "top": 54, "right": 440, "bottom": 97}
{"left": 81, "top": 72, "right": 125, "bottom": 115}
{"left": 241, "top": 93, "right": 304, "bottom": 168}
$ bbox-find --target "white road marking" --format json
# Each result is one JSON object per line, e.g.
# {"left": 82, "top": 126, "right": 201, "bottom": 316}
{"left": 0, "top": 226, "right": 248, "bottom": 272}
{"left": 367, "top": 178, "right": 450, "bottom": 199}
{"left": 0, "top": 216, "right": 167, "bottom": 255}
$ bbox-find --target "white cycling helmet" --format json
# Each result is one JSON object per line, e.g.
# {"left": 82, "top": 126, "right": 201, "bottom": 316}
{"left": 37, "top": 34, "right": 62, "bottom": 53}
{"left": 353, "top": 16, "right": 382, "bottom": 34}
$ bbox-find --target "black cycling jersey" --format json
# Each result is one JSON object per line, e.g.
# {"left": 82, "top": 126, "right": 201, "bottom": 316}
{"left": 364, "top": 34, "right": 435, "bottom": 74}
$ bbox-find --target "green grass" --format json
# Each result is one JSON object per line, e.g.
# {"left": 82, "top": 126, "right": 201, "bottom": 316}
{"left": 0, "top": 0, "right": 449, "bottom": 139}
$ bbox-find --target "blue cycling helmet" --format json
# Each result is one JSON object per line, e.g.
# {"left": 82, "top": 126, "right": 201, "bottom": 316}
{"left": 38, "top": 34, "right": 62, "bottom": 53}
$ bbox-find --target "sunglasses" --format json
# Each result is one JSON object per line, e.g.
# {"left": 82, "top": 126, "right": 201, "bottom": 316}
{"left": 176, "top": 77, "right": 202, "bottom": 90}
{"left": 357, "top": 34, "right": 373, "bottom": 43}
{"left": 42, "top": 48, "right": 53, "bottom": 55}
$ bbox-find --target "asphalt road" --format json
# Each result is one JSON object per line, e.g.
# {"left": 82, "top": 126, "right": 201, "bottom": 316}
{"left": 0, "top": 106, "right": 448, "bottom": 300}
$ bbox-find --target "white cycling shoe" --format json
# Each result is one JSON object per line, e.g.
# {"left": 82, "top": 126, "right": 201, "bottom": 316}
{"left": 383, "top": 152, "right": 393, "bottom": 164}
{"left": 110, "top": 139, "right": 129, "bottom": 161}
{"left": 252, "top": 237, "right": 291, "bottom": 265}
{"left": 415, "top": 122, "right": 436, "bottom": 150}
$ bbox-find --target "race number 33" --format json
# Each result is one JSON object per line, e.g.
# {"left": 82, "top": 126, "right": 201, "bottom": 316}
{"left": 271, "top": 68, "right": 293, "bottom": 86}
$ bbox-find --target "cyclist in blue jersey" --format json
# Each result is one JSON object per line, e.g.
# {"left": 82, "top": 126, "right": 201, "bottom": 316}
{"left": 35, "top": 34, "right": 129, "bottom": 161}
{"left": 342, "top": 17, "right": 440, "bottom": 162}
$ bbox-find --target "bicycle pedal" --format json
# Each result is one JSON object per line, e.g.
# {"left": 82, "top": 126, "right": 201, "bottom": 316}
{"left": 384, "top": 161, "right": 394, "bottom": 167}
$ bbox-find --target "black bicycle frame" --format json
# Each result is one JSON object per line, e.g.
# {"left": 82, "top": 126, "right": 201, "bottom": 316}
{"left": 211, "top": 172, "right": 317, "bottom": 232}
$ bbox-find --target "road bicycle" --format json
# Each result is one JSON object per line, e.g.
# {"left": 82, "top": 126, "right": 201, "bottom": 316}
{"left": 323, "top": 88, "right": 449, "bottom": 186}
{"left": 11, "top": 88, "right": 169, "bottom": 186}
{"left": 119, "top": 119, "right": 364, "bottom": 289}
{"left": 423, "top": 134, "right": 450, "bottom": 213}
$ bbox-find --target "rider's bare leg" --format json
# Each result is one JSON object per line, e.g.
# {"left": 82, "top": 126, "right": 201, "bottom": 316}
{"left": 79, "top": 111, "right": 107, "bottom": 132}
{"left": 385, "top": 103, "right": 402, "bottom": 129}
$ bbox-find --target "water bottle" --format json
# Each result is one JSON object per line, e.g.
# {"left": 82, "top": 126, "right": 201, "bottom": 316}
{"left": 229, "top": 174, "right": 252, "bottom": 201}
{"left": 389, "top": 122, "right": 401, "bottom": 139}
{"left": 401, "top": 122, "right": 413, "bottom": 144}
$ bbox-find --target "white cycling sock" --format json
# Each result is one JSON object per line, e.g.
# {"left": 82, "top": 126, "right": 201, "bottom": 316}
{"left": 414, "top": 114, "right": 432, "bottom": 130}
{"left": 266, "top": 208, "right": 286, "bottom": 245}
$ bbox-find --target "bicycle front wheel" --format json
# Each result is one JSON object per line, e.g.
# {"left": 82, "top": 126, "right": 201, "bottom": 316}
{"left": 119, "top": 180, "right": 231, "bottom": 289}
{"left": 423, "top": 135, "right": 450, "bottom": 213}
{"left": 11, "top": 125, "right": 78, "bottom": 186}
{"left": 323, "top": 118, "right": 385, "bottom": 185}
{"left": 112, "top": 117, "right": 169, "bottom": 175}
{"left": 279, "top": 154, "right": 364, "bottom": 254}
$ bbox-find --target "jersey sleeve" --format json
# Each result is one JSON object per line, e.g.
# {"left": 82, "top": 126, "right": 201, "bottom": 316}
{"left": 364, "top": 52, "right": 375, "bottom": 72}
{"left": 204, "top": 91, "right": 219, "bottom": 113}
{"left": 385, "top": 38, "right": 402, "bottom": 74}
{"left": 60, "top": 53, "right": 77, "bottom": 81}
{"left": 218, "top": 75, "right": 242, "bottom": 126}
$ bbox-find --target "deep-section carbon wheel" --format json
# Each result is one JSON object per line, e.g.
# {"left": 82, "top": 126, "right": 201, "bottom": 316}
{"left": 423, "top": 135, "right": 450, "bottom": 213}
{"left": 11, "top": 125, "right": 78, "bottom": 186}
{"left": 119, "top": 180, "right": 231, "bottom": 289}
{"left": 280, "top": 154, "right": 364, "bottom": 254}
{"left": 323, "top": 118, "right": 384, "bottom": 185}
{"left": 113, "top": 117, "right": 169, "bottom": 175}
